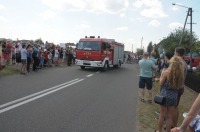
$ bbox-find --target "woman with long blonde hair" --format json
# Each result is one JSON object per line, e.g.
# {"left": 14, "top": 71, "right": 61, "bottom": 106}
{"left": 156, "top": 56, "right": 184, "bottom": 132}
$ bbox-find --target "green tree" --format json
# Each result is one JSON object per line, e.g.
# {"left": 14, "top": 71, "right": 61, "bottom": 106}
{"left": 136, "top": 48, "right": 144, "bottom": 56}
{"left": 193, "top": 41, "right": 200, "bottom": 53}
{"left": 35, "top": 38, "right": 44, "bottom": 46}
{"left": 158, "top": 28, "right": 198, "bottom": 53}
{"left": 147, "top": 41, "right": 153, "bottom": 55}
{"left": 153, "top": 44, "right": 160, "bottom": 59}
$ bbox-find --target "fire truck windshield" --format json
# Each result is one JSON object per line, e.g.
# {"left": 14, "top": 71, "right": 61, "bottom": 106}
{"left": 77, "top": 41, "right": 100, "bottom": 51}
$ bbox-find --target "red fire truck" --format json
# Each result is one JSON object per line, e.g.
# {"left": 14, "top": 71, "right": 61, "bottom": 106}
{"left": 183, "top": 56, "right": 200, "bottom": 67}
{"left": 75, "top": 36, "right": 124, "bottom": 71}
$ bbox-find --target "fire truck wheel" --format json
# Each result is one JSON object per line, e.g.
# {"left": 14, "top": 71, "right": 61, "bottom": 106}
{"left": 80, "top": 66, "right": 85, "bottom": 69}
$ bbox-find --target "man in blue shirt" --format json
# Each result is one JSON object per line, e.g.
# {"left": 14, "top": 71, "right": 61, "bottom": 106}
{"left": 32, "top": 46, "right": 38, "bottom": 71}
{"left": 139, "top": 52, "right": 157, "bottom": 103}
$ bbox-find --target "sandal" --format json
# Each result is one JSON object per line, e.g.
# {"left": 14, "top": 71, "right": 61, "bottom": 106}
{"left": 148, "top": 100, "right": 152, "bottom": 103}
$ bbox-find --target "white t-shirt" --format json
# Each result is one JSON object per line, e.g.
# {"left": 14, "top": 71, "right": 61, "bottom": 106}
{"left": 18, "top": 42, "right": 22, "bottom": 50}
{"left": 54, "top": 49, "right": 59, "bottom": 58}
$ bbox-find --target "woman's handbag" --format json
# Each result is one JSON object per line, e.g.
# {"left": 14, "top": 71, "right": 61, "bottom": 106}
{"left": 154, "top": 83, "right": 167, "bottom": 105}
{"left": 154, "top": 95, "right": 166, "bottom": 105}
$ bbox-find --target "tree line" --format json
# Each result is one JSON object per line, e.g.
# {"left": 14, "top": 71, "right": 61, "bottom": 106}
{"left": 137, "top": 28, "right": 200, "bottom": 58}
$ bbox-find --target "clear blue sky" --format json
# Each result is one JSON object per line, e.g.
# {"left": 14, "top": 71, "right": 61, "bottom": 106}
{"left": 0, "top": 0, "right": 199, "bottom": 51}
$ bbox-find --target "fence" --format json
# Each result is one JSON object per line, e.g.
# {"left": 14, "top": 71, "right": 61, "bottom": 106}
{"left": 185, "top": 72, "right": 200, "bottom": 93}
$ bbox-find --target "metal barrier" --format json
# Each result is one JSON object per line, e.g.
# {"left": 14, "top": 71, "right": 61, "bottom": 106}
{"left": 0, "top": 55, "right": 1, "bottom": 70}
{"left": 185, "top": 72, "right": 200, "bottom": 93}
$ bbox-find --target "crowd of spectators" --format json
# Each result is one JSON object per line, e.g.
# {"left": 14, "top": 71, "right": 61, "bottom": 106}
{"left": 1, "top": 40, "right": 76, "bottom": 74}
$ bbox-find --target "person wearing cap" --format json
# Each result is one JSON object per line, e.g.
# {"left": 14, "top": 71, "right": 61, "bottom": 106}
{"left": 138, "top": 52, "right": 157, "bottom": 103}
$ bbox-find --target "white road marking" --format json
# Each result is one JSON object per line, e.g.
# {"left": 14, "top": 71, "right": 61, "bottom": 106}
{"left": 0, "top": 78, "right": 79, "bottom": 109}
{"left": 86, "top": 74, "right": 93, "bottom": 77}
{"left": 0, "top": 79, "right": 84, "bottom": 114}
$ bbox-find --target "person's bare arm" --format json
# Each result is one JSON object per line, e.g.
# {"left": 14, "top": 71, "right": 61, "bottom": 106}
{"left": 159, "top": 70, "right": 167, "bottom": 86}
{"left": 171, "top": 94, "right": 200, "bottom": 132}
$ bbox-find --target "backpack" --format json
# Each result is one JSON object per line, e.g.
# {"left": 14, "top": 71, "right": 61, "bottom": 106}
{"left": 4, "top": 48, "right": 10, "bottom": 54}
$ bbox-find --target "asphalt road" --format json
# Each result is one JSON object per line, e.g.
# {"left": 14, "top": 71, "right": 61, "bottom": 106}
{"left": 0, "top": 64, "right": 139, "bottom": 132}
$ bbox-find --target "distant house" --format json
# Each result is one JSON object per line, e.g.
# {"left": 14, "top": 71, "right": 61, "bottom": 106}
{"left": 66, "top": 42, "right": 76, "bottom": 47}
{"left": 59, "top": 42, "right": 76, "bottom": 49}
{"left": 21, "top": 40, "right": 34, "bottom": 45}
{"left": 60, "top": 43, "right": 66, "bottom": 48}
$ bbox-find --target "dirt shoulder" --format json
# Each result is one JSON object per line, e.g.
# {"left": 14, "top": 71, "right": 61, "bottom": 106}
{"left": 137, "top": 82, "right": 198, "bottom": 132}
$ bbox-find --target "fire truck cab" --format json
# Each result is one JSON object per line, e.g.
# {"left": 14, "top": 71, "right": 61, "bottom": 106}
{"left": 75, "top": 36, "right": 124, "bottom": 71}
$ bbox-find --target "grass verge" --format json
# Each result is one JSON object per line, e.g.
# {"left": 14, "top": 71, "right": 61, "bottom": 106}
{"left": 137, "top": 82, "right": 198, "bottom": 132}
{"left": 0, "top": 65, "right": 19, "bottom": 76}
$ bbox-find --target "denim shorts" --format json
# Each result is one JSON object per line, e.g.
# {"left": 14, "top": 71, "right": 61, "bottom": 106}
{"left": 139, "top": 76, "right": 153, "bottom": 90}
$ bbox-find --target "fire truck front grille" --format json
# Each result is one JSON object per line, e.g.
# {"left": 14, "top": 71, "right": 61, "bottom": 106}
{"left": 83, "top": 60, "right": 91, "bottom": 65}
{"left": 83, "top": 63, "right": 91, "bottom": 65}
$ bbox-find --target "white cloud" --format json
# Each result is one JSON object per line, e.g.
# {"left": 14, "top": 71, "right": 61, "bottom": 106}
{"left": 130, "top": 18, "right": 145, "bottom": 22}
{"left": 169, "top": 22, "right": 183, "bottom": 29}
{"left": 141, "top": 8, "right": 167, "bottom": 18}
{"left": 0, "top": 16, "right": 7, "bottom": 23}
{"left": 133, "top": 0, "right": 143, "bottom": 9}
{"left": 0, "top": 4, "right": 5, "bottom": 10}
{"left": 137, "top": 17, "right": 145, "bottom": 22}
{"left": 115, "top": 27, "right": 128, "bottom": 31}
{"left": 120, "top": 13, "right": 126, "bottom": 17}
{"left": 40, "top": 10, "right": 56, "bottom": 20}
{"left": 133, "top": 0, "right": 168, "bottom": 18}
{"left": 172, "top": 6, "right": 179, "bottom": 11}
{"left": 80, "top": 24, "right": 91, "bottom": 28}
{"left": 42, "top": 0, "right": 129, "bottom": 14}
{"left": 148, "top": 20, "right": 160, "bottom": 27}
{"left": 42, "top": 0, "right": 85, "bottom": 11}
{"left": 103, "top": 0, "right": 129, "bottom": 14}
{"left": 75, "top": 23, "right": 91, "bottom": 29}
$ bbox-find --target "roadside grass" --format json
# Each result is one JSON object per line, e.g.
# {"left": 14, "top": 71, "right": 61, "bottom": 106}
{"left": 0, "top": 63, "right": 73, "bottom": 77}
{"left": 0, "top": 65, "right": 19, "bottom": 76}
{"left": 137, "top": 82, "right": 198, "bottom": 132}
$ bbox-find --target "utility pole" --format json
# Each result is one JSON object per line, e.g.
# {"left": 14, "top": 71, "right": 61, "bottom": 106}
{"left": 141, "top": 37, "right": 143, "bottom": 48}
{"left": 132, "top": 44, "right": 133, "bottom": 53}
{"left": 189, "top": 8, "right": 193, "bottom": 71}
{"left": 172, "top": 3, "right": 196, "bottom": 72}
{"left": 179, "top": 9, "right": 189, "bottom": 45}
